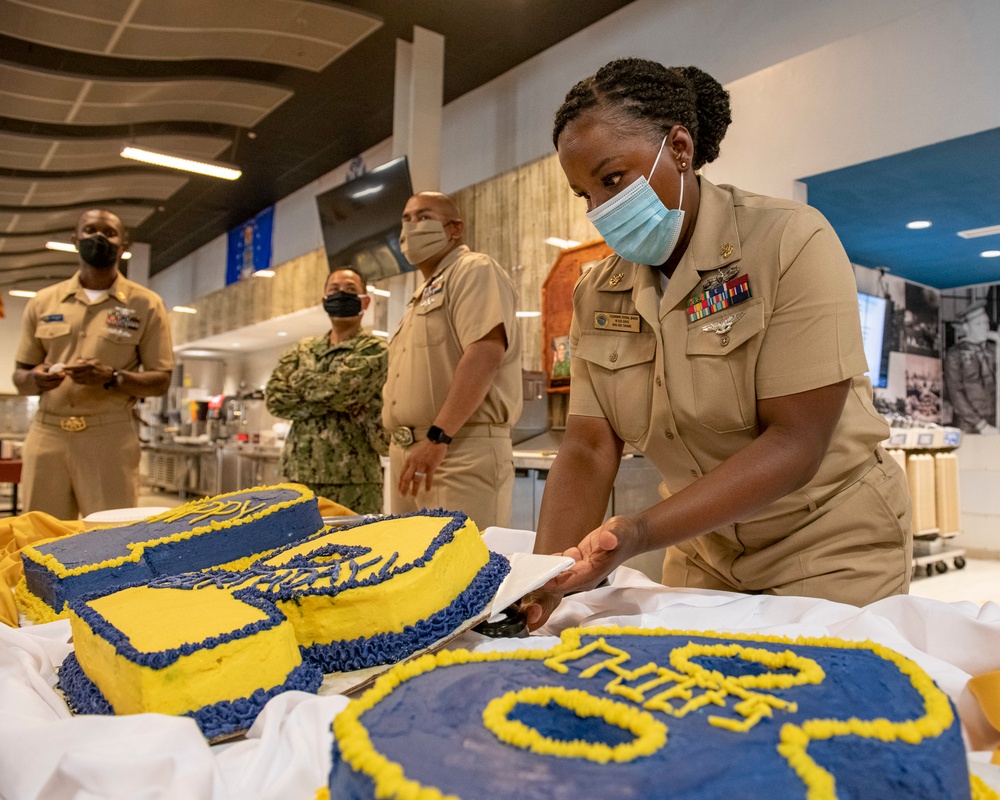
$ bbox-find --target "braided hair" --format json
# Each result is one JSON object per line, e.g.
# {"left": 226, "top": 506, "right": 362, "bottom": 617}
{"left": 552, "top": 58, "right": 732, "bottom": 170}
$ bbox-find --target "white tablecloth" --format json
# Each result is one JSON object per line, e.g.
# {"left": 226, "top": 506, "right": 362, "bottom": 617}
{"left": 2, "top": 566, "right": 1000, "bottom": 799}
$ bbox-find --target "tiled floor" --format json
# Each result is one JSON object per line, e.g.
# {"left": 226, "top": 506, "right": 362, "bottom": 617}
{"left": 140, "top": 489, "right": 1000, "bottom": 607}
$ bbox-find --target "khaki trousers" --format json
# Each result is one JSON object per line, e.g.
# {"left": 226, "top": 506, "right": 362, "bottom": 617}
{"left": 22, "top": 416, "right": 140, "bottom": 520}
{"left": 389, "top": 432, "right": 513, "bottom": 530}
{"left": 662, "top": 454, "right": 913, "bottom": 607}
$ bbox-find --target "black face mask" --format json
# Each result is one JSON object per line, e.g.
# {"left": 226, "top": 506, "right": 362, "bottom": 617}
{"left": 323, "top": 291, "right": 363, "bottom": 318}
{"left": 77, "top": 234, "right": 120, "bottom": 269}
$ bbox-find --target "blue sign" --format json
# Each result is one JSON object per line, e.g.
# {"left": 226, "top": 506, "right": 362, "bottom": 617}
{"left": 226, "top": 206, "right": 274, "bottom": 285}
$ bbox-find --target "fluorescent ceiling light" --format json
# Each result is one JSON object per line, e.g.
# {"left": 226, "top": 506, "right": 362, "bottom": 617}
{"left": 120, "top": 145, "right": 242, "bottom": 181}
{"left": 254, "top": 270, "right": 275, "bottom": 277}
{"left": 544, "top": 237, "right": 581, "bottom": 248}
{"left": 9, "top": 289, "right": 36, "bottom": 298}
{"left": 46, "top": 241, "right": 132, "bottom": 259}
{"left": 981, "top": 250, "right": 1000, "bottom": 258}
{"left": 173, "top": 306, "right": 198, "bottom": 314}
{"left": 367, "top": 285, "right": 391, "bottom": 297}
{"left": 958, "top": 224, "right": 1000, "bottom": 239}
{"left": 516, "top": 310, "right": 542, "bottom": 318}
{"left": 905, "top": 220, "right": 932, "bottom": 230}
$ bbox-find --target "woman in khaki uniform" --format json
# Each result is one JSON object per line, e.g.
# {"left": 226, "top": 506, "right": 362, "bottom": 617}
{"left": 525, "top": 59, "right": 911, "bottom": 627}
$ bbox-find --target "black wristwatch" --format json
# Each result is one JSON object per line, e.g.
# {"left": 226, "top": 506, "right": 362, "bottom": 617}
{"left": 426, "top": 425, "right": 452, "bottom": 445}
{"left": 103, "top": 369, "right": 124, "bottom": 390}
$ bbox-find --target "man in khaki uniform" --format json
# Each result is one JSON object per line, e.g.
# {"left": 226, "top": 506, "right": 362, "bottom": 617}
{"left": 384, "top": 192, "right": 522, "bottom": 530}
{"left": 13, "top": 209, "right": 174, "bottom": 519}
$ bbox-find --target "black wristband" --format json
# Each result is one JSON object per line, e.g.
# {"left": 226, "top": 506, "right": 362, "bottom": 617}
{"left": 426, "top": 425, "right": 452, "bottom": 445}
{"left": 103, "top": 369, "right": 123, "bottom": 390}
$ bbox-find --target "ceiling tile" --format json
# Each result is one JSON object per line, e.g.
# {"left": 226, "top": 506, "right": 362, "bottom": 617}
{"left": 0, "top": 172, "right": 189, "bottom": 207}
{"left": 0, "top": 132, "right": 232, "bottom": 171}
{"left": 2, "top": 0, "right": 381, "bottom": 71}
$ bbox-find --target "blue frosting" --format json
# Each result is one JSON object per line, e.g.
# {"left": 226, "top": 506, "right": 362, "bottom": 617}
{"left": 60, "top": 508, "right": 510, "bottom": 741}
{"left": 58, "top": 651, "right": 323, "bottom": 740}
{"left": 329, "top": 631, "right": 972, "bottom": 800}
{"left": 24, "top": 487, "right": 323, "bottom": 611}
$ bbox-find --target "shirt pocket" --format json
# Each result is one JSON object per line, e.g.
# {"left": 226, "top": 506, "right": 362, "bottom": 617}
{"left": 577, "top": 330, "right": 657, "bottom": 443}
{"left": 414, "top": 293, "right": 446, "bottom": 347}
{"left": 685, "top": 297, "right": 765, "bottom": 433}
{"left": 35, "top": 321, "right": 71, "bottom": 341}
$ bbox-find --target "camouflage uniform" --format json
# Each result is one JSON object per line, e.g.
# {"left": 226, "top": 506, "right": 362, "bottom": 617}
{"left": 265, "top": 330, "right": 388, "bottom": 514}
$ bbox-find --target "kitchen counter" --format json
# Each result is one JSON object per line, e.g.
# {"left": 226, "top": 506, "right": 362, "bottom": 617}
{"left": 142, "top": 441, "right": 284, "bottom": 498}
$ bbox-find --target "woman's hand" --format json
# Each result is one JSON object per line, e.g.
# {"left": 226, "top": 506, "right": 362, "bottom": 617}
{"left": 549, "top": 515, "right": 640, "bottom": 594}
{"left": 520, "top": 515, "right": 643, "bottom": 630}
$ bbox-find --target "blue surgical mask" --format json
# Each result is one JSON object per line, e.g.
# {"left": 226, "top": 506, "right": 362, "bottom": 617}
{"left": 586, "top": 136, "right": 685, "bottom": 266}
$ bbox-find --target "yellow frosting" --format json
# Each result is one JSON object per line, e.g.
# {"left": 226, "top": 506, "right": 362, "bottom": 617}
{"left": 68, "top": 512, "right": 490, "bottom": 721}
{"left": 70, "top": 585, "right": 302, "bottom": 716}
{"left": 260, "top": 515, "right": 488, "bottom": 647}
{"left": 334, "top": 625, "right": 982, "bottom": 800}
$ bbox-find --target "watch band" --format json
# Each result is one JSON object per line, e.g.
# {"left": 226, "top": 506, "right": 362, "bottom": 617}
{"left": 426, "top": 425, "right": 452, "bottom": 445}
{"left": 104, "top": 369, "right": 123, "bottom": 390}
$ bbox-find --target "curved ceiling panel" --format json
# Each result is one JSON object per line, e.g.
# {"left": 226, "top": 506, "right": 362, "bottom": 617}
{"left": 0, "top": 63, "right": 292, "bottom": 127}
{"left": 0, "top": 173, "right": 188, "bottom": 207}
{"left": 0, "top": 249, "right": 78, "bottom": 269}
{"left": 1, "top": 205, "right": 155, "bottom": 235}
{"left": 0, "top": 132, "right": 232, "bottom": 171}
{"left": 0, "top": 263, "right": 78, "bottom": 289}
{"left": 0, "top": 232, "right": 66, "bottom": 253}
{"left": 0, "top": 0, "right": 381, "bottom": 72}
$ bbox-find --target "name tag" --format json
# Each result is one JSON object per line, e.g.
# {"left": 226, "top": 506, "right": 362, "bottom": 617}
{"left": 42, "top": 314, "right": 64, "bottom": 322}
{"left": 594, "top": 312, "right": 640, "bottom": 332}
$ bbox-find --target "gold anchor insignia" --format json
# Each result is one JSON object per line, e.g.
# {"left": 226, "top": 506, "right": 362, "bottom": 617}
{"left": 720, "top": 242, "right": 734, "bottom": 259}
{"left": 701, "top": 311, "right": 745, "bottom": 335}
{"left": 609, "top": 272, "right": 625, "bottom": 286}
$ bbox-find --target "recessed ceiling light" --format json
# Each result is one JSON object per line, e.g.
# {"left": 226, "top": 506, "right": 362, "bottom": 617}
{"left": 905, "top": 220, "right": 932, "bottom": 230}
{"left": 9, "top": 289, "right": 36, "bottom": 298}
{"left": 981, "top": 250, "right": 1000, "bottom": 258}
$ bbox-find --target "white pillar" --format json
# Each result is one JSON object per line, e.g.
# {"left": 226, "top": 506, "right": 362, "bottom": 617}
{"left": 392, "top": 26, "right": 444, "bottom": 193}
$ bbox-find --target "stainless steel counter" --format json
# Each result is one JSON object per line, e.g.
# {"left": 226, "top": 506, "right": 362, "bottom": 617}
{"left": 142, "top": 441, "right": 283, "bottom": 498}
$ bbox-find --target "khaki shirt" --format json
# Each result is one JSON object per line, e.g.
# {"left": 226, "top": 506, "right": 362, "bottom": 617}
{"left": 265, "top": 330, "right": 388, "bottom": 484}
{"left": 569, "top": 178, "right": 889, "bottom": 521}
{"left": 384, "top": 245, "right": 522, "bottom": 430}
{"left": 16, "top": 272, "right": 174, "bottom": 416}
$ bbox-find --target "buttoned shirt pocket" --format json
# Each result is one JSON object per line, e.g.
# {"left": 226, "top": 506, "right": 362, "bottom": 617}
{"left": 414, "top": 292, "right": 447, "bottom": 347}
{"left": 35, "top": 321, "right": 71, "bottom": 341}
{"left": 577, "top": 330, "right": 657, "bottom": 442}
{"left": 685, "top": 297, "right": 765, "bottom": 433}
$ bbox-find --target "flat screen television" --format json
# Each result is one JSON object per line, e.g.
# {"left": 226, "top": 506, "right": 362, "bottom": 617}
{"left": 315, "top": 156, "right": 414, "bottom": 284}
{"left": 857, "top": 291, "right": 893, "bottom": 389}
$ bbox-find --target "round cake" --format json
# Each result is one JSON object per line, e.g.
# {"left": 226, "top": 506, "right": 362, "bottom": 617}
{"left": 329, "top": 625, "right": 991, "bottom": 800}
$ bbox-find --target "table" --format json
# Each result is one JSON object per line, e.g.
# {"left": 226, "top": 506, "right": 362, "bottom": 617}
{"left": 1, "top": 541, "right": 999, "bottom": 799}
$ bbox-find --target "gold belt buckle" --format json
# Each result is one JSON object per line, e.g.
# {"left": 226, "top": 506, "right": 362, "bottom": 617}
{"left": 60, "top": 416, "right": 87, "bottom": 432}
{"left": 391, "top": 426, "right": 414, "bottom": 447}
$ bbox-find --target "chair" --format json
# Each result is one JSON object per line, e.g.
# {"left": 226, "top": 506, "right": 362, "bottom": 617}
{"left": 0, "top": 459, "right": 22, "bottom": 516}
